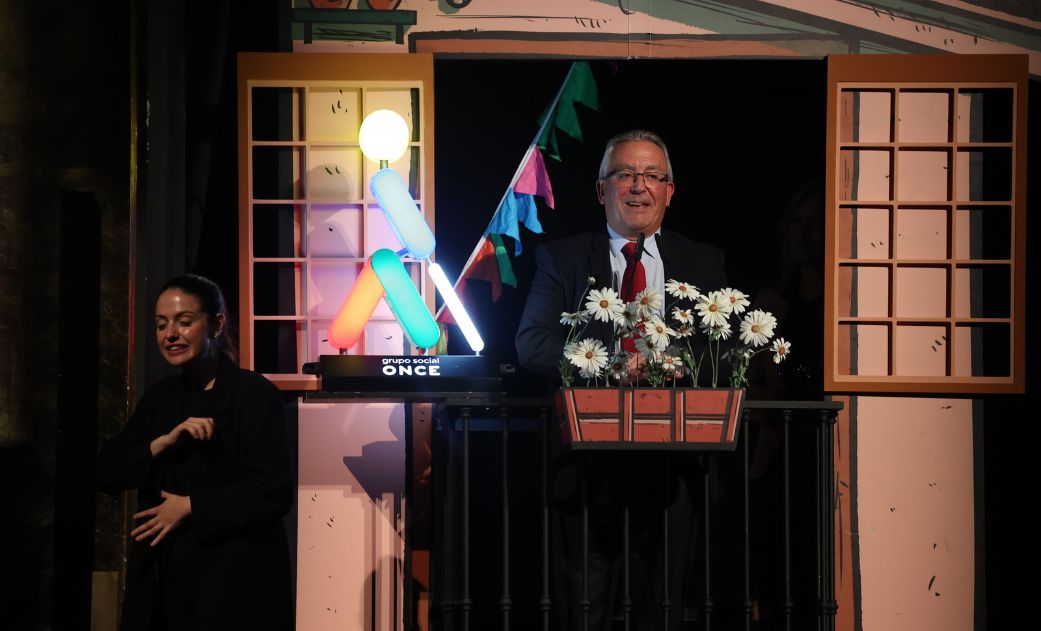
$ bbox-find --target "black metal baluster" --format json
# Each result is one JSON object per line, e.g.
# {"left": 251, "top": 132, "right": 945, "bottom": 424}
{"left": 702, "top": 465, "right": 711, "bottom": 631}
{"left": 663, "top": 504, "right": 672, "bottom": 631}
{"left": 819, "top": 409, "right": 838, "bottom": 631}
{"left": 440, "top": 412, "right": 455, "bottom": 631}
{"left": 403, "top": 404, "right": 413, "bottom": 631}
{"left": 743, "top": 411, "right": 753, "bottom": 631}
{"left": 461, "top": 407, "right": 472, "bottom": 631}
{"left": 815, "top": 410, "right": 823, "bottom": 631}
{"left": 500, "top": 407, "right": 512, "bottom": 631}
{"left": 581, "top": 457, "right": 590, "bottom": 631}
{"left": 623, "top": 505, "right": 632, "bottom": 631}
{"left": 539, "top": 407, "right": 552, "bottom": 631}
{"left": 783, "top": 408, "right": 793, "bottom": 631}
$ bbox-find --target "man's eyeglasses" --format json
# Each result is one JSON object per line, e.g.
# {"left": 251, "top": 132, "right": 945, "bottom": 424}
{"left": 604, "top": 169, "right": 670, "bottom": 187}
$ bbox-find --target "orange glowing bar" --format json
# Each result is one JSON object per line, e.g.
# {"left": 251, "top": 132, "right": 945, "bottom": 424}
{"left": 328, "top": 263, "right": 384, "bottom": 350}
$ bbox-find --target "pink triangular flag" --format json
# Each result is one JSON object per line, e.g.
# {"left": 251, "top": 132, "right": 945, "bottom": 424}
{"left": 513, "top": 147, "right": 555, "bottom": 209}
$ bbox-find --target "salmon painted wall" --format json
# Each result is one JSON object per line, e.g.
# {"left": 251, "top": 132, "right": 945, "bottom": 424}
{"left": 296, "top": 400, "right": 406, "bottom": 631}
{"left": 290, "top": 1, "right": 1041, "bottom": 75}
{"left": 856, "top": 397, "right": 976, "bottom": 630}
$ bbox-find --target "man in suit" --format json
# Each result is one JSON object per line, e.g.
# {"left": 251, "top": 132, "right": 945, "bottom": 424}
{"left": 515, "top": 130, "right": 728, "bottom": 630}
{"left": 516, "top": 130, "right": 728, "bottom": 376}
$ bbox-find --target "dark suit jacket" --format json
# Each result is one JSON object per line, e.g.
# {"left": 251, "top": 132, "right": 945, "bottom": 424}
{"left": 96, "top": 357, "right": 293, "bottom": 631}
{"left": 516, "top": 228, "right": 728, "bottom": 378}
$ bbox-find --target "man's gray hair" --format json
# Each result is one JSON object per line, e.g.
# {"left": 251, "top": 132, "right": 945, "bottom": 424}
{"left": 598, "top": 130, "right": 674, "bottom": 181}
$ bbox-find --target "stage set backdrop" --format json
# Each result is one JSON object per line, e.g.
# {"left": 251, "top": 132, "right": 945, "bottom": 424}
{"left": 233, "top": 2, "right": 1037, "bottom": 630}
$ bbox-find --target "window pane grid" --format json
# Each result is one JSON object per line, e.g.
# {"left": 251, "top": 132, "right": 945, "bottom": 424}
{"left": 829, "top": 61, "right": 1022, "bottom": 392}
{"left": 242, "top": 58, "right": 433, "bottom": 385}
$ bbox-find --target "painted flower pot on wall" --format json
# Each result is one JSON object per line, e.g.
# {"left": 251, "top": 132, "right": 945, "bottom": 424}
{"left": 555, "top": 387, "right": 745, "bottom": 450}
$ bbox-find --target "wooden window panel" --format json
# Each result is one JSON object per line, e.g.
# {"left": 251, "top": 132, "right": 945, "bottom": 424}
{"left": 825, "top": 55, "right": 1026, "bottom": 394}
{"left": 238, "top": 53, "right": 435, "bottom": 390}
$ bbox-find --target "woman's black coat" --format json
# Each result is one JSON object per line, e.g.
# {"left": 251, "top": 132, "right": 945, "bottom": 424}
{"left": 97, "top": 358, "right": 293, "bottom": 630}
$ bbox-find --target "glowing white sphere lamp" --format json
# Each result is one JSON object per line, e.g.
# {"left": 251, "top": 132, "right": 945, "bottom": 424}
{"left": 359, "top": 109, "right": 410, "bottom": 168}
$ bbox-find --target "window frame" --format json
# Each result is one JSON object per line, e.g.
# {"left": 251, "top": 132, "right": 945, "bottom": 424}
{"left": 237, "top": 53, "right": 436, "bottom": 390}
{"left": 824, "top": 54, "right": 1027, "bottom": 394}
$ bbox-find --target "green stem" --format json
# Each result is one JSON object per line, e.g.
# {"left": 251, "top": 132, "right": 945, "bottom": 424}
{"left": 710, "top": 340, "right": 719, "bottom": 387}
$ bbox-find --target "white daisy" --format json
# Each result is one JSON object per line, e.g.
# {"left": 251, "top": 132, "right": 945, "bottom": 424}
{"left": 721, "top": 288, "right": 751, "bottom": 315}
{"left": 660, "top": 353, "right": 684, "bottom": 374}
{"left": 665, "top": 279, "right": 701, "bottom": 301}
{"left": 633, "top": 335, "right": 659, "bottom": 360}
{"left": 613, "top": 302, "right": 641, "bottom": 336}
{"left": 607, "top": 352, "right": 630, "bottom": 382}
{"left": 632, "top": 287, "right": 664, "bottom": 319}
{"left": 584, "top": 287, "right": 625, "bottom": 323}
{"left": 696, "top": 291, "right": 732, "bottom": 328}
{"left": 579, "top": 367, "right": 599, "bottom": 380}
{"left": 566, "top": 338, "right": 608, "bottom": 374}
{"left": 673, "top": 323, "right": 695, "bottom": 338}
{"left": 700, "top": 320, "right": 733, "bottom": 341}
{"left": 739, "top": 309, "right": 777, "bottom": 347}
{"left": 644, "top": 316, "right": 675, "bottom": 350}
{"left": 561, "top": 342, "right": 578, "bottom": 370}
{"left": 560, "top": 311, "right": 588, "bottom": 327}
{"left": 671, "top": 306, "right": 695, "bottom": 325}
{"left": 771, "top": 337, "right": 792, "bottom": 364}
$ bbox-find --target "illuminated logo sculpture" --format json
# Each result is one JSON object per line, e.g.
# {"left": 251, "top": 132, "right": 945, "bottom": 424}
{"left": 328, "top": 111, "right": 484, "bottom": 354}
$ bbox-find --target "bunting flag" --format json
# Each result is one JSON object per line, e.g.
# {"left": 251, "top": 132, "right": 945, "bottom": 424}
{"left": 435, "top": 62, "right": 598, "bottom": 324}
{"left": 490, "top": 232, "right": 518, "bottom": 288}
{"left": 536, "top": 61, "right": 599, "bottom": 162}
{"left": 514, "top": 143, "right": 555, "bottom": 207}
{"left": 486, "top": 146, "right": 551, "bottom": 255}
{"left": 436, "top": 233, "right": 515, "bottom": 325}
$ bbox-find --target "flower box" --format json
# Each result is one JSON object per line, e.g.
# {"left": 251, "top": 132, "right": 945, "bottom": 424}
{"left": 554, "top": 387, "right": 745, "bottom": 451}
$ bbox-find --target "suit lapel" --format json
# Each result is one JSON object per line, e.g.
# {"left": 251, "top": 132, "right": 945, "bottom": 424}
{"left": 657, "top": 232, "right": 679, "bottom": 315}
{"left": 587, "top": 232, "right": 613, "bottom": 292}
{"left": 587, "top": 233, "right": 614, "bottom": 347}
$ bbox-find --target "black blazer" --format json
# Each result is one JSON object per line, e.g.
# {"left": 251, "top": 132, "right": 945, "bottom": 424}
{"left": 516, "top": 228, "right": 728, "bottom": 378}
{"left": 96, "top": 357, "right": 293, "bottom": 631}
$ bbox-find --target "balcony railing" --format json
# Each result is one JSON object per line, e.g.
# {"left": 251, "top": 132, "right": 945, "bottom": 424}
{"left": 428, "top": 396, "right": 842, "bottom": 631}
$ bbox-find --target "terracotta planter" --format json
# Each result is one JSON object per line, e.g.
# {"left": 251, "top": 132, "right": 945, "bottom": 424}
{"left": 554, "top": 387, "right": 745, "bottom": 450}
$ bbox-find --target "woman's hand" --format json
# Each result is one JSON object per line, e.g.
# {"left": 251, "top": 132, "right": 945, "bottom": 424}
{"left": 149, "top": 417, "right": 215, "bottom": 457}
{"left": 131, "top": 491, "right": 192, "bottom": 546}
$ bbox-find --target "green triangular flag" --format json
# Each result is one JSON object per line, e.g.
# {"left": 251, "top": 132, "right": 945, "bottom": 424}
{"left": 537, "top": 62, "right": 599, "bottom": 161}
{"left": 490, "top": 233, "right": 517, "bottom": 289}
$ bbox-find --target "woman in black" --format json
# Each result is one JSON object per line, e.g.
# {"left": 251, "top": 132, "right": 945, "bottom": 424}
{"left": 97, "top": 275, "right": 293, "bottom": 630}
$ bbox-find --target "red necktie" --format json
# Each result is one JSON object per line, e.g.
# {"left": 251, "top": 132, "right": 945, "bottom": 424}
{"left": 620, "top": 241, "right": 646, "bottom": 352}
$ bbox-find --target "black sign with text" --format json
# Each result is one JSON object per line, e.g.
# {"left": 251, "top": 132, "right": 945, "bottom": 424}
{"left": 318, "top": 355, "right": 502, "bottom": 393}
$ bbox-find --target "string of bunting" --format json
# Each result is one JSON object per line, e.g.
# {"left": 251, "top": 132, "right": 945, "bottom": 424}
{"left": 435, "top": 62, "right": 599, "bottom": 343}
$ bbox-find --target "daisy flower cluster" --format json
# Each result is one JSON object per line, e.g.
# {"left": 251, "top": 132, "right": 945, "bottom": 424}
{"left": 558, "top": 277, "right": 792, "bottom": 388}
